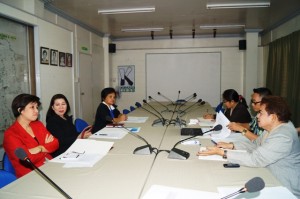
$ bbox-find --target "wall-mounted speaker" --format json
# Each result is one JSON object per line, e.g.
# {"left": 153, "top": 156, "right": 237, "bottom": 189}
{"left": 239, "top": 40, "right": 246, "bottom": 50}
{"left": 109, "top": 43, "right": 116, "bottom": 53}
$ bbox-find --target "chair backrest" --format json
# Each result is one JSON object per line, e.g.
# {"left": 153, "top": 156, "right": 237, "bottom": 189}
{"left": 130, "top": 106, "right": 135, "bottom": 112}
{"left": 75, "top": 118, "right": 89, "bottom": 133}
{"left": 0, "top": 170, "right": 17, "bottom": 188}
{"left": 123, "top": 109, "right": 130, "bottom": 114}
{"left": 3, "top": 153, "right": 15, "bottom": 175}
{"left": 215, "top": 102, "right": 224, "bottom": 113}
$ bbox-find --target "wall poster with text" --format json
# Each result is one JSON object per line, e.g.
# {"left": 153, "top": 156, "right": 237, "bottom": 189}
{"left": 118, "top": 65, "right": 135, "bottom": 92}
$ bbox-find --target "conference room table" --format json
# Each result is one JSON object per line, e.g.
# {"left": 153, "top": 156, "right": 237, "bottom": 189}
{"left": 0, "top": 101, "right": 281, "bottom": 199}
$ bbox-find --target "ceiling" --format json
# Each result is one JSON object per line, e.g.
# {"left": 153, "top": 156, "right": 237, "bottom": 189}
{"left": 44, "top": 0, "right": 300, "bottom": 40}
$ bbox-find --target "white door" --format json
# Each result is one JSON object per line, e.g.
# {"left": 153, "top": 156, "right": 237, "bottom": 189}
{"left": 78, "top": 53, "right": 94, "bottom": 124}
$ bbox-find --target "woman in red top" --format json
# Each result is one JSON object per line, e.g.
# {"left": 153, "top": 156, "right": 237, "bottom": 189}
{"left": 3, "top": 94, "right": 59, "bottom": 178}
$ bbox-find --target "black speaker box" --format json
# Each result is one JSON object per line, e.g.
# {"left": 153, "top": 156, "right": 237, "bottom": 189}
{"left": 109, "top": 43, "right": 116, "bottom": 53}
{"left": 239, "top": 40, "right": 246, "bottom": 50}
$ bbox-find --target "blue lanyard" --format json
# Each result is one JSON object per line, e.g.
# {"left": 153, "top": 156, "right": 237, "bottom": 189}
{"left": 109, "top": 107, "right": 114, "bottom": 119}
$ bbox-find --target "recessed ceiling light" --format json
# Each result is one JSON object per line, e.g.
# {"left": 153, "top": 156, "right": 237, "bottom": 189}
{"left": 98, "top": 7, "right": 155, "bottom": 14}
{"left": 207, "top": 2, "right": 270, "bottom": 9}
{"left": 121, "top": 27, "right": 164, "bottom": 32}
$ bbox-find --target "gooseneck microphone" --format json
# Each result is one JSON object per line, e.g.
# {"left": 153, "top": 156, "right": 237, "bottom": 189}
{"left": 142, "top": 100, "right": 168, "bottom": 126}
{"left": 15, "top": 148, "right": 72, "bottom": 199}
{"left": 135, "top": 102, "right": 166, "bottom": 126}
{"left": 105, "top": 116, "right": 154, "bottom": 155}
{"left": 157, "top": 92, "right": 176, "bottom": 105}
{"left": 179, "top": 99, "right": 205, "bottom": 116}
{"left": 168, "top": 125, "right": 222, "bottom": 160}
{"left": 221, "top": 177, "right": 265, "bottom": 199}
{"left": 148, "top": 96, "right": 172, "bottom": 112}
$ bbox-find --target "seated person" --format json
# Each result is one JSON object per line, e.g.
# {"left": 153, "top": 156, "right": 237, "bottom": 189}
{"left": 3, "top": 94, "right": 59, "bottom": 178}
{"left": 46, "top": 94, "right": 92, "bottom": 157}
{"left": 227, "top": 87, "right": 272, "bottom": 141}
{"left": 204, "top": 89, "right": 252, "bottom": 125}
{"left": 92, "top": 87, "right": 127, "bottom": 133}
{"left": 198, "top": 96, "right": 300, "bottom": 198}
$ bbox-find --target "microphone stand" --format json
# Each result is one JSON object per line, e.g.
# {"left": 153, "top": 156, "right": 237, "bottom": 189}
{"left": 135, "top": 102, "right": 167, "bottom": 127}
{"left": 220, "top": 188, "right": 245, "bottom": 199}
{"left": 168, "top": 94, "right": 197, "bottom": 127}
{"left": 168, "top": 125, "right": 222, "bottom": 160}
{"left": 23, "top": 158, "right": 72, "bottom": 199}
{"left": 157, "top": 92, "right": 176, "bottom": 106}
{"left": 148, "top": 96, "right": 172, "bottom": 113}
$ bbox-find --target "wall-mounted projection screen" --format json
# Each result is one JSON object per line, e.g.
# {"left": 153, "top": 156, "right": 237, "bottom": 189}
{"left": 146, "top": 52, "right": 221, "bottom": 107}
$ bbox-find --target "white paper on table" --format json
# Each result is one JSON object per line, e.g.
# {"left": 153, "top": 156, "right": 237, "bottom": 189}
{"left": 90, "top": 127, "right": 128, "bottom": 139}
{"left": 121, "top": 116, "right": 148, "bottom": 123}
{"left": 207, "top": 112, "right": 231, "bottom": 139}
{"left": 142, "top": 184, "right": 220, "bottom": 199}
{"left": 218, "top": 186, "right": 297, "bottom": 199}
{"left": 50, "top": 139, "right": 114, "bottom": 168}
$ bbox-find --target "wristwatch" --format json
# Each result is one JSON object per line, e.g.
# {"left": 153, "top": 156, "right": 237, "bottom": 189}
{"left": 242, "top": 128, "right": 248, "bottom": 136}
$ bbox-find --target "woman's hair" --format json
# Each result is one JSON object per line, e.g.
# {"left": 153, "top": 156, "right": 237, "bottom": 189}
{"left": 260, "top": 96, "right": 291, "bottom": 123}
{"left": 222, "top": 89, "right": 248, "bottom": 108}
{"left": 11, "top": 94, "right": 41, "bottom": 118}
{"left": 253, "top": 87, "right": 272, "bottom": 98}
{"left": 101, "top": 87, "right": 116, "bottom": 101}
{"left": 46, "top": 94, "right": 71, "bottom": 122}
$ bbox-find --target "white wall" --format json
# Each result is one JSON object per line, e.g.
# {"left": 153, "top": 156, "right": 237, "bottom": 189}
{"left": 0, "top": 1, "right": 106, "bottom": 124}
{"left": 111, "top": 37, "right": 251, "bottom": 111}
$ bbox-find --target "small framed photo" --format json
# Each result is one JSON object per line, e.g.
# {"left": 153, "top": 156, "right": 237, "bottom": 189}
{"left": 40, "top": 47, "right": 49, "bottom": 64}
{"left": 59, "top": 52, "right": 66, "bottom": 67}
{"left": 66, "top": 53, "right": 72, "bottom": 67}
{"left": 50, "top": 49, "right": 58, "bottom": 66}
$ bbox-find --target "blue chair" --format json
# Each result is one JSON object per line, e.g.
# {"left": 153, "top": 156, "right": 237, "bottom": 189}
{"left": 123, "top": 109, "right": 130, "bottom": 114}
{"left": 130, "top": 106, "right": 136, "bottom": 112}
{"left": 75, "top": 118, "right": 89, "bottom": 133}
{"left": 215, "top": 102, "right": 224, "bottom": 113}
{"left": 3, "top": 153, "right": 15, "bottom": 176}
{"left": 0, "top": 170, "right": 17, "bottom": 188}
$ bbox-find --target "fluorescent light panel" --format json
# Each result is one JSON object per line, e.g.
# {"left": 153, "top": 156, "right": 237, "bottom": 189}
{"left": 200, "top": 24, "right": 245, "bottom": 29}
{"left": 207, "top": 2, "right": 270, "bottom": 9}
{"left": 98, "top": 6, "right": 155, "bottom": 14}
{"left": 122, "top": 27, "right": 164, "bottom": 32}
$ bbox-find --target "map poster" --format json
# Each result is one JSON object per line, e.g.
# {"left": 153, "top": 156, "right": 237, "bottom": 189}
{"left": 0, "top": 17, "right": 30, "bottom": 139}
{"left": 118, "top": 65, "right": 135, "bottom": 92}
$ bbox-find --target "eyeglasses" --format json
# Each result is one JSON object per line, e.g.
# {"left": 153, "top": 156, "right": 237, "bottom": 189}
{"left": 251, "top": 100, "right": 261, "bottom": 105}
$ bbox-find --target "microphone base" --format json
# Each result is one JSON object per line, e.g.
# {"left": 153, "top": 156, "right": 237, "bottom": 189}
{"left": 152, "top": 118, "right": 166, "bottom": 127}
{"left": 168, "top": 118, "right": 186, "bottom": 127}
{"left": 133, "top": 145, "right": 153, "bottom": 155}
{"left": 168, "top": 148, "right": 190, "bottom": 160}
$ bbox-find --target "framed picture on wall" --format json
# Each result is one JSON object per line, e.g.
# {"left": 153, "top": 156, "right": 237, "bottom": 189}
{"left": 50, "top": 49, "right": 58, "bottom": 66}
{"left": 40, "top": 47, "right": 49, "bottom": 64}
{"left": 59, "top": 52, "right": 66, "bottom": 67}
{"left": 66, "top": 53, "right": 72, "bottom": 67}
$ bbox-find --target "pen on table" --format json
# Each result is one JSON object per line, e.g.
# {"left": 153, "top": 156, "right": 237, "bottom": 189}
{"left": 211, "top": 140, "right": 217, "bottom": 145}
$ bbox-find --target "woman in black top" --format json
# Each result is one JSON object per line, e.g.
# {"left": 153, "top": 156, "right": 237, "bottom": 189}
{"left": 92, "top": 87, "right": 127, "bottom": 133}
{"left": 204, "top": 89, "right": 252, "bottom": 125}
{"left": 46, "top": 94, "right": 91, "bottom": 157}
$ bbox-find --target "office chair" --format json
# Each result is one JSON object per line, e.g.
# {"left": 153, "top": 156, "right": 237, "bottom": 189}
{"left": 123, "top": 109, "right": 130, "bottom": 114}
{"left": 215, "top": 102, "right": 224, "bottom": 113}
{"left": 75, "top": 118, "right": 89, "bottom": 133}
{"left": 130, "top": 106, "right": 136, "bottom": 112}
{"left": 3, "top": 153, "right": 15, "bottom": 175}
{"left": 0, "top": 170, "right": 17, "bottom": 188}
